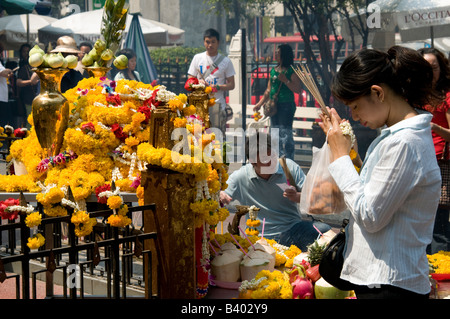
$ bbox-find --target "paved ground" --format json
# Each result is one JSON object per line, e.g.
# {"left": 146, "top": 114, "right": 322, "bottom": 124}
{"left": 0, "top": 272, "right": 66, "bottom": 299}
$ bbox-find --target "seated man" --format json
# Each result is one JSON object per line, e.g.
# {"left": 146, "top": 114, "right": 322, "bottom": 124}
{"left": 220, "top": 132, "right": 331, "bottom": 251}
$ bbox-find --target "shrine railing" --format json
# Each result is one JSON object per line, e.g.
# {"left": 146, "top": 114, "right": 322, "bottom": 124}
{"left": 0, "top": 192, "right": 158, "bottom": 299}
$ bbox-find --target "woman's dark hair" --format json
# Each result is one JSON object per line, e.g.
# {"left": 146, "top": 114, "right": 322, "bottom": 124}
{"left": 19, "top": 43, "right": 32, "bottom": 67}
{"left": 278, "top": 44, "right": 294, "bottom": 68}
{"left": 117, "top": 48, "right": 136, "bottom": 61}
{"left": 332, "top": 46, "right": 438, "bottom": 110}
{"left": 417, "top": 47, "right": 450, "bottom": 94}
{"left": 115, "top": 48, "right": 137, "bottom": 80}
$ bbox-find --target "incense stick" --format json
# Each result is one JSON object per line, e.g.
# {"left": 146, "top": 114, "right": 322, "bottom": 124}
{"left": 292, "top": 64, "right": 329, "bottom": 116}
{"left": 209, "top": 241, "right": 218, "bottom": 255}
{"left": 230, "top": 233, "right": 251, "bottom": 259}
{"left": 238, "top": 226, "right": 256, "bottom": 250}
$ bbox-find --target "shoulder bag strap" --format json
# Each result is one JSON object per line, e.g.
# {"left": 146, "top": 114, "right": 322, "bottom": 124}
{"left": 203, "top": 54, "right": 226, "bottom": 79}
{"left": 272, "top": 70, "right": 285, "bottom": 99}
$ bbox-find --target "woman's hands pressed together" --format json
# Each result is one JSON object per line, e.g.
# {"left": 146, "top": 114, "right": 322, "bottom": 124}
{"left": 319, "top": 107, "right": 354, "bottom": 162}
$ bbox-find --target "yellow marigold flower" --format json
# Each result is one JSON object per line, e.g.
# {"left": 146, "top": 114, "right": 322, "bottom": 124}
{"left": 107, "top": 214, "right": 132, "bottom": 228}
{"left": 131, "top": 111, "right": 146, "bottom": 126}
{"left": 136, "top": 185, "right": 145, "bottom": 206}
{"left": 27, "top": 233, "right": 45, "bottom": 249}
{"left": 245, "top": 228, "right": 259, "bottom": 237}
{"left": 201, "top": 133, "right": 215, "bottom": 149}
{"left": 428, "top": 251, "right": 450, "bottom": 274}
{"left": 178, "top": 93, "right": 187, "bottom": 104}
{"left": 168, "top": 97, "right": 184, "bottom": 112}
{"left": 74, "top": 217, "right": 97, "bottom": 237}
{"left": 117, "top": 204, "right": 129, "bottom": 216}
{"left": 173, "top": 117, "right": 187, "bottom": 128}
{"left": 25, "top": 212, "right": 42, "bottom": 228}
{"left": 204, "top": 86, "right": 212, "bottom": 94}
{"left": 43, "top": 205, "right": 67, "bottom": 217}
{"left": 71, "top": 210, "right": 90, "bottom": 225}
{"left": 107, "top": 195, "right": 123, "bottom": 210}
{"left": 285, "top": 259, "right": 294, "bottom": 268}
{"left": 208, "top": 98, "right": 216, "bottom": 106}
{"left": 183, "top": 105, "right": 196, "bottom": 116}
{"left": 125, "top": 136, "right": 140, "bottom": 148}
{"left": 246, "top": 219, "right": 261, "bottom": 227}
{"left": 36, "top": 187, "right": 65, "bottom": 206}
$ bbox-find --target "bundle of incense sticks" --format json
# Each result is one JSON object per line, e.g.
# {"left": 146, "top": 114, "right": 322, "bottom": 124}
{"left": 291, "top": 64, "right": 329, "bottom": 116}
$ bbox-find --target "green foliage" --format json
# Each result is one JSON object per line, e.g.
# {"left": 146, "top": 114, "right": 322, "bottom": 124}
{"left": 149, "top": 46, "right": 205, "bottom": 64}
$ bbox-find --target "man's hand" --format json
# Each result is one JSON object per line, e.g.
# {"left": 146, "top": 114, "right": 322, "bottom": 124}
{"left": 219, "top": 191, "right": 232, "bottom": 205}
{"left": 283, "top": 186, "right": 301, "bottom": 203}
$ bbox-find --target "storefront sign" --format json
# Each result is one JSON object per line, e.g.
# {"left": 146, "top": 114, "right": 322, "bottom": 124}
{"left": 398, "top": 6, "right": 450, "bottom": 29}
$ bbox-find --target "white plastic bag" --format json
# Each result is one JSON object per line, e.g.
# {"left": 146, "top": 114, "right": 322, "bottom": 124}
{"left": 299, "top": 140, "right": 347, "bottom": 216}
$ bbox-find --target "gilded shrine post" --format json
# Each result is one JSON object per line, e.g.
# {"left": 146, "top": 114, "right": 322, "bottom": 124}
{"left": 143, "top": 88, "right": 211, "bottom": 298}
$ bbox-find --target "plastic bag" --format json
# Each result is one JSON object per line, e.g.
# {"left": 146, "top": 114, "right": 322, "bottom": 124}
{"left": 299, "top": 140, "right": 347, "bottom": 216}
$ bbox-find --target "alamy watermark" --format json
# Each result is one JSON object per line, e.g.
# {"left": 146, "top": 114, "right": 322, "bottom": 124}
{"left": 67, "top": 264, "right": 81, "bottom": 289}
{"left": 366, "top": 3, "right": 381, "bottom": 29}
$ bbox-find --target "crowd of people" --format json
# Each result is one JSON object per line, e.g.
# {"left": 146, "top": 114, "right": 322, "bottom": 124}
{"left": 1, "top": 28, "right": 450, "bottom": 299}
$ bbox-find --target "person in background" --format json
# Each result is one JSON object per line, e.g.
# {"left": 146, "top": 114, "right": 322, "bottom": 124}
{"left": 418, "top": 47, "right": 450, "bottom": 254}
{"left": 75, "top": 41, "right": 93, "bottom": 79}
{"left": 253, "top": 44, "right": 302, "bottom": 160}
{"left": 51, "top": 36, "right": 84, "bottom": 93}
{"left": 188, "top": 28, "right": 235, "bottom": 137}
{"left": 114, "top": 48, "right": 141, "bottom": 82}
{"left": 219, "top": 132, "right": 331, "bottom": 251}
{"left": 0, "top": 42, "right": 14, "bottom": 127}
{"left": 319, "top": 46, "right": 441, "bottom": 299}
{"left": 5, "top": 60, "right": 18, "bottom": 102}
{"left": 16, "top": 43, "right": 39, "bottom": 128}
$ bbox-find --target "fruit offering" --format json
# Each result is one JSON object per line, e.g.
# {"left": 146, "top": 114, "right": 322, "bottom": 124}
{"left": 82, "top": 39, "right": 128, "bottom": 70}
{"left": 82, "top": 0, "right": 129, "bottom": 70}
{"left": 28, "top": 45, "right": 78, "bottom": 70}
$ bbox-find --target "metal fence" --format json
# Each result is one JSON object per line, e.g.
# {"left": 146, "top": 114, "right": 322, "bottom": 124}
{"left": 0, "top": 190, "right": 158, "bottom": 299}
{"left": 154, "top": 58, "right": 190, "bottom": 95}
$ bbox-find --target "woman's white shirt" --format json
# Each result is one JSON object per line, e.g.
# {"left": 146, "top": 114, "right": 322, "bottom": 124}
{"left": 328, "top": 112, "right": 440, "bottom": 294}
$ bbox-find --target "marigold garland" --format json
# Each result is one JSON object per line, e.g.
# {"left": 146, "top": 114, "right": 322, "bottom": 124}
{"left": 428, "top": 251, "right": 450, "bottom": 274}
{"left": 239, "top": 270, "right": 292, "bottom": 299}
{"left": 25, "top": 212, "right": 42, "bottom": 228}
{"left": 71, "top": 210, "right": 97, "bottom": 237}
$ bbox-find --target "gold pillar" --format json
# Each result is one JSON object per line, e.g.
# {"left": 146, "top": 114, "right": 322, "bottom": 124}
{"left": 188, "top": 89, "right": 210, "bottom": 128}
{"left": 148, "top": 107, "right": 177, "bottom": 150}
{"left": 142, "top": 165, "right": 197, "bottom": 299}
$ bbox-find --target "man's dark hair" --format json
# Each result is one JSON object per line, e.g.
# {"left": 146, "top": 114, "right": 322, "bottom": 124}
{"left": 79, "top": 41, "right": 93, "bottom": 50}
{"left": 203, "top": 28, "right": 220, "bottom": 42}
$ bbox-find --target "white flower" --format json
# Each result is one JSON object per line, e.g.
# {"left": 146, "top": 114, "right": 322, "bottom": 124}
{"left": 339, "top": 121, "right": 356, "bottom": 147}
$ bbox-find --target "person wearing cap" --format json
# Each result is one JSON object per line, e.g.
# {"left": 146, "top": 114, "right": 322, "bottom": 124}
{"left": 51, "top": 36, "right": 84, "bottom": 93}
